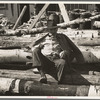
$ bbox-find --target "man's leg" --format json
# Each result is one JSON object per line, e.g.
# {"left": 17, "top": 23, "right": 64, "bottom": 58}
{"left": 32, "top": 47, "right": 48, "bottom": 83}
{"left": 37, "top": 67, "right": 47, "bottom": 84}
{"left": 54, "top": 59, "right": 66, "bottom": 81}
{"left": 32, "top": 47, "right": 55, "bottom": 83}
{"left": 54, "top": 58, "right": 70, "bottom": 84}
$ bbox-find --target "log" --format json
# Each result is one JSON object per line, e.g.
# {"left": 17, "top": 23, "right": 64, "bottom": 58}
{"left": 5, "top": 26, "right": 99, "bottom": 36}
{"left": 0, "top": 49, "right": 32, "bottom": 63}
{"left": 57, "top": 14, "right": 100, "bottom": 28}
{"left": 0, "top": 77, "right": 100, "bottom": 96}
{"left": 63, "top": 74, "right": 100, "bottom": 85}
{"left": 0, "top": 49, "right": 100, "bottom": 63}
{"left": 29, "top": 4, "right": 49, "bottom": 29}
{"left": 58, "top": 3, "right": 70, "bottom": 23}
{"left": 15, "top": 27, "right": 45, "bottom": 36}
{"left": 93, "top": 21, "right": 100, "bottom": 28}
{"left": 78, "top": 38, "right": 100, "bottom": 46}
{"left": 0, "top": 69, "right": 56, "bottom": 82}
{"left": 57, "top": 18, "right": 91, "bottom": 28}
{"left": 0, "top": 46, "right": 21, "bottom": 49}
{"left": 13, "top": 6, "right": 27, "bottom": 30}
{"left": 3, "top": 27, "right": 45, "bottom": 36}
{"left": 0, "top": 30, "right": 99, "bottom": 48}
{"left": 17, "top": 29, "right": 100, "bottom": 38}
{"left": 1, "top": 68, "right": 100, "bottom": 85}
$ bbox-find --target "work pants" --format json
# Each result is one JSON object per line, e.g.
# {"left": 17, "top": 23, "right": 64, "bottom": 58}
{"left": 32, "top": 47, "right": 68, "bottom": 82}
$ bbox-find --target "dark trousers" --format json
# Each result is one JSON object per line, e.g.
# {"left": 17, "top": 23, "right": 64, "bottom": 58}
{"left": 32, "top": 47, "right": 68, "bottom": 82}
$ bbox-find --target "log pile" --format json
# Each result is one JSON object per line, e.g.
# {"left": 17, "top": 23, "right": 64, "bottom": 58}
{"left": 0, "top": 48, "right": 99, "bottom": 64}
{"left": 0, "top": 9, "right": 100, "bottom": 36}
{"left": 57, "top": 14, "right": 100, "bottom": 28}
{"left": 0, "top": 76, "right": 100, "bottom": 96}
{"left": 0, "top": 5, "right": 47, "bottom": 36}
{"left": 0, "top": 6, "right": 100, "bottom": 96}
{"left": 0, "top": 77, "right": 88, "bottom": 96}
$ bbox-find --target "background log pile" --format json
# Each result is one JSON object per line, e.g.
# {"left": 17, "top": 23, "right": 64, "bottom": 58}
{"left": 0, "top": 8, "right": 100, "bottom": 36}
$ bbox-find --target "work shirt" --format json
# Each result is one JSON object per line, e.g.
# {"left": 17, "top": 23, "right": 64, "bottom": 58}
{"left": 32, "top": 33, "right": 62, "bottom": 61}
{"left": 41, "top": 35, "right": 62, "bottom": 56}
{"left": 32, "top": 33, "right": 84, "bottom": 63}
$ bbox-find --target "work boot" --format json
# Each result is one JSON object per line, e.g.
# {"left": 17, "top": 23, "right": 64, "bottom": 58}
{"left": 39, "top": 76, "right": 47, "bottom": 84}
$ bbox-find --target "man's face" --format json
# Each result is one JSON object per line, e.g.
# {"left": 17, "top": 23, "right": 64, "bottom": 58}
{"left": 47, "top": 19, "right": 58, "bottom": 35}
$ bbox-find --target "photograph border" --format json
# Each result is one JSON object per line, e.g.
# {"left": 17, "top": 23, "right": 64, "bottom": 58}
{"left": 0, "top": 0, "right": 99, "bottom": 99}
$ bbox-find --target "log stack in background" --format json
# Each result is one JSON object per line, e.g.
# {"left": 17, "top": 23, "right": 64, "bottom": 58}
{"left": 91, "top": 11, "right": 100, "bottom": 29}
{"left": 0, "top": 8, "right": 100, "bottom": 96}
{"left": 68, "top": 9, "right": 100, "bottom": 30}
{"left": 79, "top": 12, "right": 91, "bottom": 29}
{"left": 69, "top": 9, "right": 80, "bottom": 29}
{"left": 0, "top": 77, "right": 100, "bottom": 96}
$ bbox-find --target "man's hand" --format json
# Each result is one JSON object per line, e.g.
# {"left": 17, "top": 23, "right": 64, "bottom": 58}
{"left": 60, "top": 50, "right": 68, "bottom": 59}
{"left": 51, "top": 52, "right": 60, "bottom": 59}
{"left": 39, "top": 43, "right": 49, "bottom": 49}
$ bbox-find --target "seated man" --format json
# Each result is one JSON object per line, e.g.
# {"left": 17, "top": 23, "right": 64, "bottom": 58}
{"left": 26, "top": 13, "right": 84, "bottom": 84}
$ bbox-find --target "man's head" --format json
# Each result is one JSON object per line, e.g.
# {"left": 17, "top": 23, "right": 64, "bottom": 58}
{"left": 47, "top": 13, "right": 59, "bottom": 34}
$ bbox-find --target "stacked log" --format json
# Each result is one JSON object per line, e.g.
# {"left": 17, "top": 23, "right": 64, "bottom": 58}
{"left": 0, "top": 8, "right": 100, "bottom": 96}
{"left": 0, "top": 77, "right": 100, "bottom": 96}
{"left": 0, "top": 49, "right": 32, "bottom": 63}
{"left": 0, "top": 48, "right": 99, "bottom": 64}
{"left": 57, "top": 14, "right": 100, "bottom": 28}
{"left": 1, "top": 27, "right": 45, "bottom": 36}
{"left": 93, "top": 21, "right": 100, "bottom": 29}
{"left": 69, "top": 11, "right": 80, "bottom": 29}
{"left": 2, "top": 13, "right": 100, "bottom": 36}
{"left": 79, "top": 12, "right": 91, "bottom": 29}
{"left": 91, "top": 11, "right": 100, "bottom": 29}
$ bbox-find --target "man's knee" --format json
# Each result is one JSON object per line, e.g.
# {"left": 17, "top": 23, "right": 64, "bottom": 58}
{"left": 55, "top": 59, "right": 66, "bottom": 67}
{"left": 59, "top": 59, "right": 66, "bottom": 65}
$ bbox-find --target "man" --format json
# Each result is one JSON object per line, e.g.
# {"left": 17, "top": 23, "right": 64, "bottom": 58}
{"left": 26, "top": 13, "right": 84, "bottom": 84}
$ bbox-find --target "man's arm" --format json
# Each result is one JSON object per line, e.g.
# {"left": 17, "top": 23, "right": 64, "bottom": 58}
{"left": 29, "top": 33, "right": 49, "bottom": 48}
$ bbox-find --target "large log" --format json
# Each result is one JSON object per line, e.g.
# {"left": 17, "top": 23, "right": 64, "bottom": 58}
{"left": 0, "top": 49, "right": 32, "bottom": 63}
{"left": 0, "top": 49, "right": 100, "bottom": 63}
{"left": 1, "top": 68, "right": 100, "bottom": 85}
{"left": 0, "top": 77, "right": 100, "bottom": 96}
